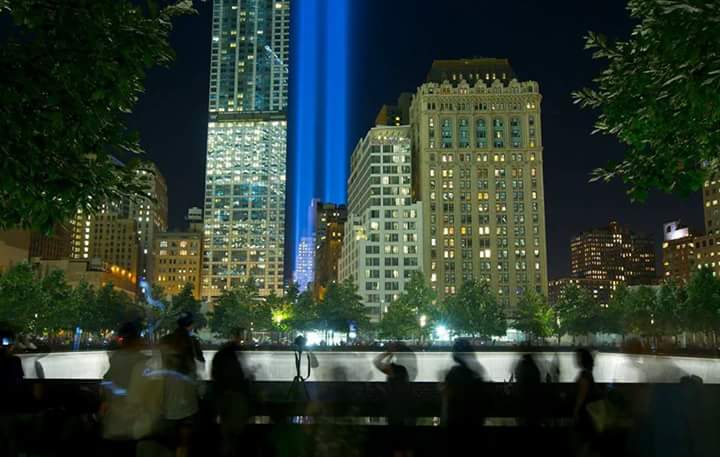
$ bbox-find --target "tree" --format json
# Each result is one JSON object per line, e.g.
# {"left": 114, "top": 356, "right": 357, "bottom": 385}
{"left": 0, "top": 0, "right": 194, "bottom": 232}
{"left": 378, "top": 299, "right": 418, "bottom": 340}
{"left": 317, "top": 279, "right": 368, "bottom": 339}
{"left": 555, "top": 284, "right": 600, "bottom": 340}
{"left": 443, "top": 280, "right": 507, "bottom": 339}
{"left": 624, "top": 286, "right": 659, "bottom": 341}
{"left": 573, "top": 0, "right": 720, "bottom": 200}
{"left": 656, "top": 280, "right": 684, "bottom": 340}
{"left": 288, "top": 290, "right": 319, "bottom": 332}
{"left": 89, "top": 283, "right": 137, "bottom": 334}
{"left": 601, "top": 285, "right": 630, "bottom": 338}
{"left": 209, "top": 280, "right": 270, "bottom": 339}
{"left": 168, "top": 283, "right": 206, "bottom": 329}
{"left": 513, "top": 290, "right": 554, "bottom": 344}
{"left": 0, "top": 263, "right": 46, "bottom": 333}
{"left": 684, "top": 267, "right": 720, "bottom": 344}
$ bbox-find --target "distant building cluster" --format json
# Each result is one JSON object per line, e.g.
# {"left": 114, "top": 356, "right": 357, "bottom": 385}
{"left": 6, "top": 0, "right": 715, "bottom": 328}
{"left": 662, "top": 178, "right": 720, "bottom": 282}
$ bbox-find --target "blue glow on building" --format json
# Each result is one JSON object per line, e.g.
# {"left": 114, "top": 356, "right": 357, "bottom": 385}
{"left": 288, "top": 0, "right": 352, "bottom": 281}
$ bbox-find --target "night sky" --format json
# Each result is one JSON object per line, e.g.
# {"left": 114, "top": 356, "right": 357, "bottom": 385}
{"left": 129, "top": 0, "right": 701, "bottom": 280}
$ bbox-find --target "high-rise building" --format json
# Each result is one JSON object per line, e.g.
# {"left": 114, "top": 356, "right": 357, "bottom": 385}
{"left": 69, "top": 162, "right": 168, "bottom": 284}
{"left": 409, "top": 58, "right": 548, "bottom": 306}
{"left": 202, "top": 0, "right": 290, "bottom": 300}
{"left": 694, "top": 178, "right": 720, "bottom": 275}
{"left": 339, "top": 125, "right": 423, "bottom": 322}
{"left": 208, "top": 0, "right": 290, "bottom": 113}
{"left": 662, "top": 221, "right": 695, "bottom": 283}
{"left": 294, "top": 236, "right": 315, "bottom": 291}
{"left": 570, "top": 221, "right": 656, "bottom": 286}
{"left": 154, "top": 231, "right": 203, "bottom": 300}
{"left": 314, "top": 202, "right": 347, "bottom": 294}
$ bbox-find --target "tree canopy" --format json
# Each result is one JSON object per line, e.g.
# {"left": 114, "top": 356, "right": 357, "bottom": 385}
{"left": 0, "top": 0, "right": 194, "bottom": 232}
{"left": 442, "top": 280, "right": 507, "bottom": 339}
{"left": 573, "top": 0, "right": 720, "bottom": 200}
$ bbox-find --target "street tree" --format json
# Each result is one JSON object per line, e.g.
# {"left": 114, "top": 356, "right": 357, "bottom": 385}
{"left": 317, "top": 279, "right": 368, "bottom": 339}
{"left": 443, "top": 280, "right": 506, "bottom": 339}
{"left": 685, "top": 267, "right": 720, "bottom": 344}
{"left": 513, "top": 290, "right": 554, "bottom": 344}
{"left": 0, "top": 0, "right": 195, "bottom": 232}
{"left": 378, "top": 299, "right": 417, "bottom": 340}
{"left": 573, "top": 0, "right": 720, "bottom": 200}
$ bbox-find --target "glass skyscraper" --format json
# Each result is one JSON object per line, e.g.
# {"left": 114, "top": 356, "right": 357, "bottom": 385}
{"left": 202, "top": 0, "right": 290, "bottom": 300}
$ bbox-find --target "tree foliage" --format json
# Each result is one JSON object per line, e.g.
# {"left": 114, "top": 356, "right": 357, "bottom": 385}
{"left": 316, "top": 279, "right": 368, "bottom": 335}
{"left": 555, "top": 284, "right": 600, "bottom": 337}
{"left": 573, "top": 0, "right": 720, "bottom": 199}
{"left": 513, "top": 290, "right": 554, "bottom": 342}
{"left": 0, "top": 0, "right": 194, "bottom": 231}
{"left": 209, "top": 279, "right": 269, "bottom": 338}
{"left": 443, "top": 280, "right": 507, "bottom": 339}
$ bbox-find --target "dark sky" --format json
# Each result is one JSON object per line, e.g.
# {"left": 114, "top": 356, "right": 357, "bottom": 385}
{"left": 130, "top": 0, "right": 701, "bottom": 280}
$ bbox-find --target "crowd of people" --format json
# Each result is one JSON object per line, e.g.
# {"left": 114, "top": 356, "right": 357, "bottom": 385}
{"left": 1, "top": 315, "right": 717, "bottom": 457}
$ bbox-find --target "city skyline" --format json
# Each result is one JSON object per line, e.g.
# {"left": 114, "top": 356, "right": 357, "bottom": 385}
{"left": 129, "top": 0, "right": 702, "bottom": 280}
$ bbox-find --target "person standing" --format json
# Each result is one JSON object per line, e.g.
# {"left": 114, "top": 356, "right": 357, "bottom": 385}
{"left": 374, "top": 343, "right": 414, "bottom": 457}
{"left": 160, "top": 312, "right": 203, "bottom": 457}
{"left": 211, "top": 328, "right": 251, "bottom": 457}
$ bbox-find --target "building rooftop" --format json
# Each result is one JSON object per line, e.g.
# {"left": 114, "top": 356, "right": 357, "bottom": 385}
{"left": 425, "top": 58, "right": 516, "bottom": 84}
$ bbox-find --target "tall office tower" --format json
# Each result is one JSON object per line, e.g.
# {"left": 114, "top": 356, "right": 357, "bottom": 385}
{"left": 571, "top": 221, "right": 656, "bottom": 286}
{"left": 339, "top": 125, "right": 423, "bottom": 322}
{"left": 314, "top": 202, "right": 347, "bottom": 295}
{"left": 202, "top": 0, "right": 290, "bottom": 300}
{"left": 410, "top": 58, "right": 548, "bottom": 306}
{"left": 662, "top": 221, "right": 695, "bottom": 283}
{"left": 294, "top": 236, "right": 315, "bottom": 291}
{"left": 694, "top": 178, "right": 720, "bottom": 275}
{"left": 69, "top": 161, "right": 167, "bottom": 283}
{"left": 133, "top": 163, "right": 169, "bottom": 278}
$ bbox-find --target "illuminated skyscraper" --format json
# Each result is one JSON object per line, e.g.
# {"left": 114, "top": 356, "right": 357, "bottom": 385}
{"left": 410, "top": 58, "right": 548, "bottom": 306}
{"left": 339, "top": 125, "right": 423, "bottom": 322}
{"left": 570, "top": 221, "right": 656, "bottom": 286}
{"left": 202, "top": 0, "right": 290, "bottom": 300}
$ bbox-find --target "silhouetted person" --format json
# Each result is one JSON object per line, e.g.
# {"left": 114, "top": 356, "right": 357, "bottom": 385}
{"left": 0, "top": 331, "right": 23, "bottom": 400}
{"left": 573, "top": 348, "right": 598, "bottom": 456}
{"left": 211, "top": 328, "right": 250, "bottom": 457}
{"left": 160, "top": 312, "right": 202, "bottom": 457}
{"left": 0, "top": 331, "right": 24, "bottom": 457}
{"left": 374, "top": 342, "right": 414, "bottom": 457}
{"left": 442, "top": 339, "right": 486, "bottom": 456}
{"left": 514, "top": 353, "right": 542, "bottom": 427}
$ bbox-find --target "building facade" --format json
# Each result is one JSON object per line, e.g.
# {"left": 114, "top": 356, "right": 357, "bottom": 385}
{"left": 202, "top": 0, "right": 290, "bottom": 301}
{"left": 69, "top": 162, "right": 167, "bottom": 284}
{"left": 409, "top": 58, "right": 548, "bottom": 307}
{"left": 32, "top": 258, "right": 137, "bottom": 297}
{"left": 548, "top": 277, "right": 614, "bottom": 306}
{"left": 570, "top": 221, "right": 656, "bottom": 287}
{"left": 339, "top": 125, "right": 423, "bottom": 322}
{"left": 154, "top": 231, "right": 203, "bottom": 300}
{"left": 294, "top": 236, "right": 315, "bottom": 291}
{"left": 314, "top": 202, "right": 347, "bottom": 294}
{"left": 662, "top": 221, "right": 695, "bottom": 283}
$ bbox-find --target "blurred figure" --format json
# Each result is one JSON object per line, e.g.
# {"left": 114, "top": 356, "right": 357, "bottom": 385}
{"left": 0, "top": 330, "right": 24, "bottom": 457}
{"left": 160, "top": 312, "right": 203, "bottom": 457}
{"left": 0, "top": 330, "right": 23, "bottom": 396}
{"left": 442, "top": 339, "right": 486, "bottom": 457}
{"left": 211, "top": 327, "right": 251, "bottom": 457}
{"left": 573, "top": 348, "right": 599, "bottom": 456}
{"left": 374, "top": 342, "right": 414, "bottom": 457}
{"left": 514, "top": 353, "right": 542, "bottom": 427}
